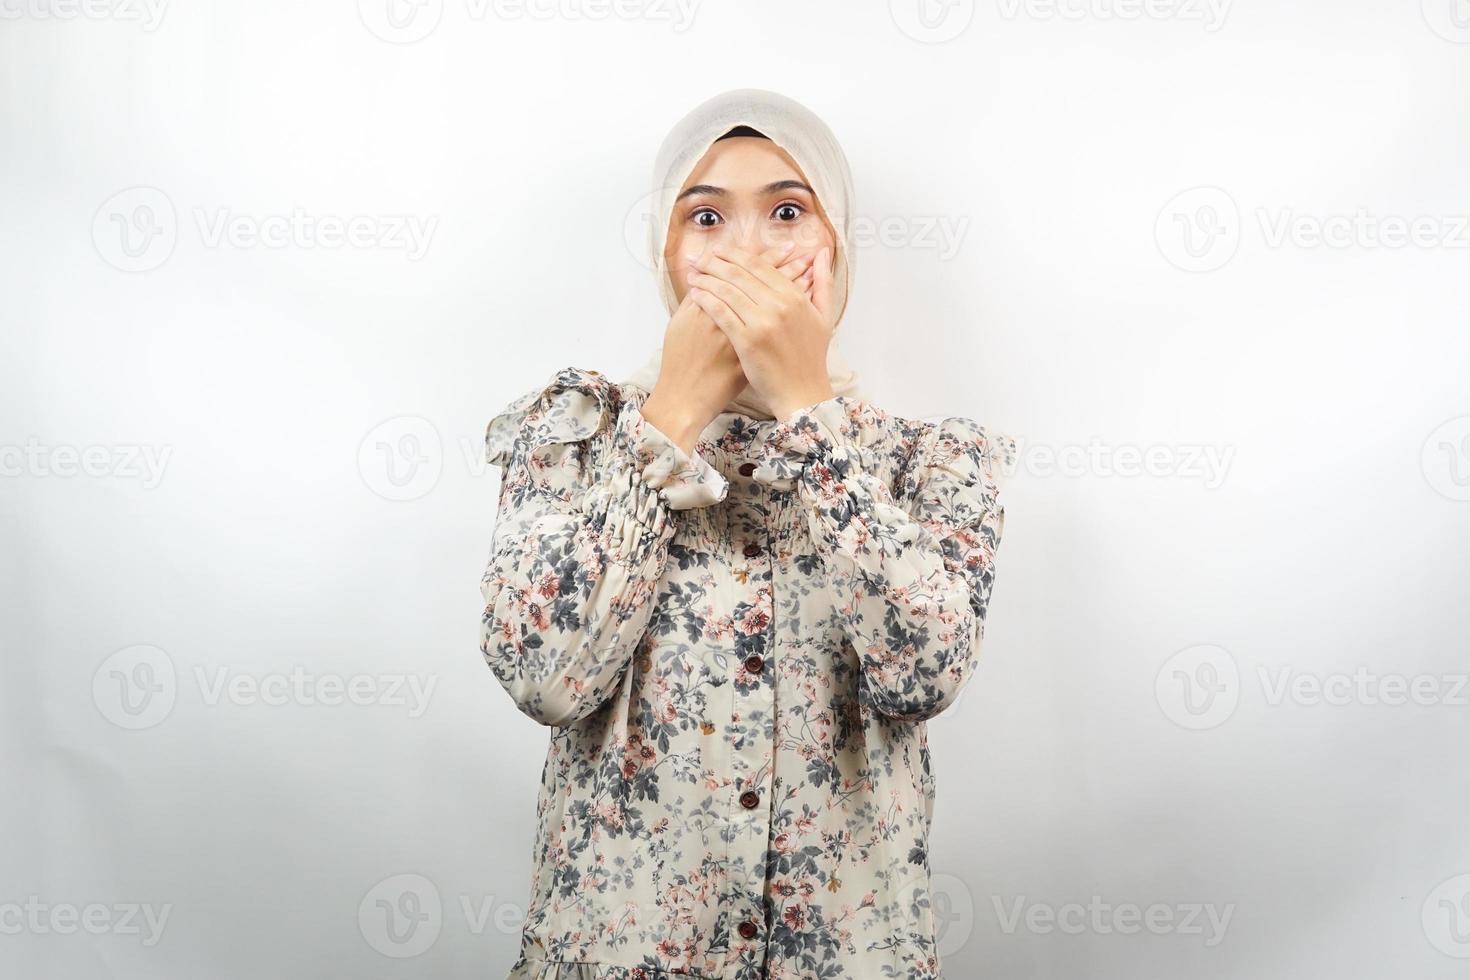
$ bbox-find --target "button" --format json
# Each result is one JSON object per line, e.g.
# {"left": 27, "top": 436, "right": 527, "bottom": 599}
{"left": 737, "top": 920, "right": 759, "bottom": 939}
{"left": 743, "top": 654, "right": 764, "bottom": 674}
{"left": 738, "top": 461, "right": 756, "bottom": 477}
{"left": 739, "top": 789, "right": 760, "bottom": 809}
{"left": 743, "top": 543, "right": 763, "bottom": 559}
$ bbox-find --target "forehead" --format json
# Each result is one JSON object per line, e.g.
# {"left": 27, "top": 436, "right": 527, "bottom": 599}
{"left": 679, "top": 136, "right": 811, "bottom": 194}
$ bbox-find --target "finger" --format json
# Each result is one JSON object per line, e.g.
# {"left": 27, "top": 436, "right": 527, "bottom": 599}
{"left": 698, "top": 243, "right": 788, "bottom": 302}
{"left": 758, "top": 242, "right": 797, "bottom": 269}
{"left": 776, "top": 251, "right": 814, "bottom": 281}
{"left": 811, "top": 245, "right": 835, "bottom": 324}
{"left": 739, "top": 243, "right": 813, "bottom": 305}
{"left": 731, "top": 242, "right": 798, "bottom": 296}
{"left": 687, "top": 267, "right": 760, "bottom": 326}
{"left": 687, "top": 285, "right": 744, "bottom": 339}
{"left": 750, "top": 242, "right": 801, "bottom": 289}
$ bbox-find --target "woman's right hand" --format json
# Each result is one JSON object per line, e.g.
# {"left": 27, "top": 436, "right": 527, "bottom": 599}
{"left": 641, "top": 244, "right": 814, "bottom": 455}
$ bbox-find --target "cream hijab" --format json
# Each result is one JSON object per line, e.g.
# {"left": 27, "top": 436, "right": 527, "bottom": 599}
{"left": 624, "top": 88, "right": 864, "bottom": 421}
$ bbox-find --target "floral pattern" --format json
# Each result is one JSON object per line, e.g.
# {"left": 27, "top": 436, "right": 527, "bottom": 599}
{"left": 481, "top": 365, "right": 1015, "bottom": 979}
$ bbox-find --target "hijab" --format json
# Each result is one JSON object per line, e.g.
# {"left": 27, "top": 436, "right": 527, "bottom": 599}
{"left": 623, "top": 88, "right": 865, "bottom": 421}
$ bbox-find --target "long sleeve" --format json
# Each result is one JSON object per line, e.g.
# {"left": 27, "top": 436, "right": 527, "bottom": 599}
{"left": 755, "top": 397, "right": 1014, "bottom": 722}
{"left": 480, "top": 367, "right": 728, "bottom": 727}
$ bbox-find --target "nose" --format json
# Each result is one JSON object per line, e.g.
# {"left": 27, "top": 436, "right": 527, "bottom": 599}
{"left": 739, "top": 228, "right": 802, "bottom": 259}
{"left": 729, "top": 220, "right": 768, "bottom": 254}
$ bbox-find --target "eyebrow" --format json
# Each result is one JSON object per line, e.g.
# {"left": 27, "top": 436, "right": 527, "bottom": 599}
{"left": 675, "top": 180, "right": 814, "bottom": 203}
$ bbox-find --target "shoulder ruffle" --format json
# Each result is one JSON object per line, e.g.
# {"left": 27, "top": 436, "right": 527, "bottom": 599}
{"left": 752, "top": 395, "right": 909, "bottom": 491}
{"left": 927, "top": 416, "right": 1017, "bottom": 483}
{"left": 905, "top": 416, "right": 1018, "bottom": 525}
{"left": 485, "top": 366, "right": 619, "bottom": 467}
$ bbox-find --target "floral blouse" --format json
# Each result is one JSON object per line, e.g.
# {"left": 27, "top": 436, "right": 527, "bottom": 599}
{"left": 480, "top": 365, "right": 1014, "bottom": 980}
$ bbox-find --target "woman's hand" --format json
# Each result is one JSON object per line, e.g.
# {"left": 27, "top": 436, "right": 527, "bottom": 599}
{"left": 641, "top": 244, "right": 816, "bottom": 455}
{"left": 685, "top": 242, "right": 837, "bottom": 421}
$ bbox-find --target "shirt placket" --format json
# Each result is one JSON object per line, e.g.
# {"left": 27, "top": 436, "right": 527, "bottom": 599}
{"left": 724, "top": 456, "right": 778, "bottom": 966}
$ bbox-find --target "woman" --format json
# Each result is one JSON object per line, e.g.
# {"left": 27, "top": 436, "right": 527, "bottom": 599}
{"left": 481, "top": 88, "right": 1015, "bottom": 980}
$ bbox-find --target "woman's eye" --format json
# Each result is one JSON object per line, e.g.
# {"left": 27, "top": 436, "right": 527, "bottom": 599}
{"left": 691, "top": 208, "right": 722, "bottom": 228}
{"left": 773, "top": 202, "right": 805, "bottom": 222}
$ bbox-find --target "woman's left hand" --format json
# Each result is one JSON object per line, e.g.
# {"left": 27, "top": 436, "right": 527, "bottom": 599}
{"left": 685, "top": 242, "right": 837, "bottom": 420}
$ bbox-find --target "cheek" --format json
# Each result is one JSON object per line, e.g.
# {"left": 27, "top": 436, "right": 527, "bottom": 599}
{"left": 663, "top": 224, "right": 684, "bottom": 269}
{"left": 662, "top": 252, "right": 693, "bottom": 302}
{"left": 664, "top": 232, "right": 690, "bottom": 288}
{"left": 790, "top": 216, "right": 833, "bottom": 252}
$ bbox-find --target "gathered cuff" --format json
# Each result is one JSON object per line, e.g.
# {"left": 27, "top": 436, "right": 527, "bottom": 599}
{"left": 582, "top": 462, "right": 677, "bottom": 567}
{"left": 751, "top": 396, "right": 862, "bottom": 490}
{"left": 614, "top": 402, "right": 729, "bottom": 509}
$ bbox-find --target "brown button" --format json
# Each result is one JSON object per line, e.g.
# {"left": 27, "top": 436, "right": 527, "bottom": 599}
{"left": 743, "top": 543, "right": 763, "bottom": 559}
{"left": 743, "top": 654, "right": 764, "bottom": 674}
{"left": 737, "top": 920, "right": 759, "bottom": 939}
{"left": 738, "top": 461, "right": 756, "bottom": 477}
{"left": 739, "top": 789, "right": 760, "bottom": 809}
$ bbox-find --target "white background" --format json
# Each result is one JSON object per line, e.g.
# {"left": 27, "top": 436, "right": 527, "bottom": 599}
{"left": 4, "top": 1, "right": 1470, "bottom": 977}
